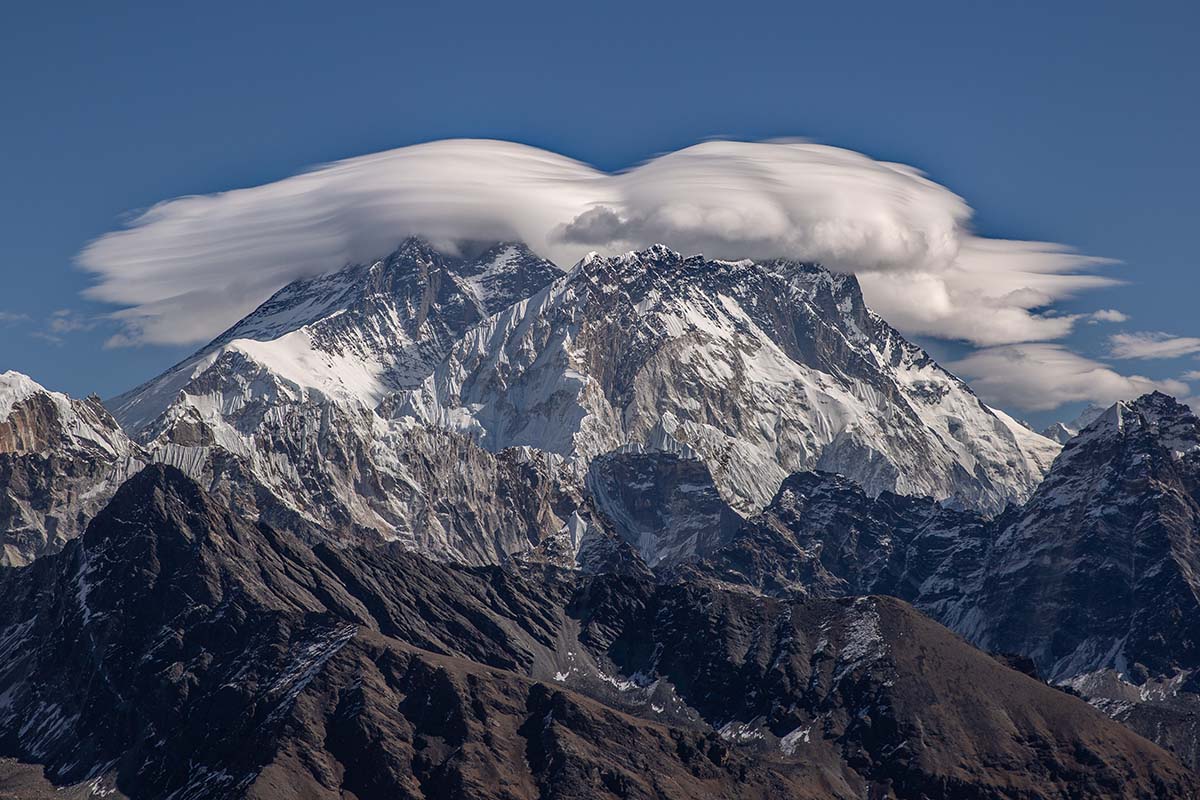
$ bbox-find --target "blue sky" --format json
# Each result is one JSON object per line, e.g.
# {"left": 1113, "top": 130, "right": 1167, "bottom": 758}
{"left": 1, "top": 0, "right": 1197, "bottom": 427}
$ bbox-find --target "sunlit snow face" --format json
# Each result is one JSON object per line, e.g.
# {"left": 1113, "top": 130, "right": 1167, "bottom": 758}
{"left": 78, "top": 139, "right": 1110, "bottom": 352}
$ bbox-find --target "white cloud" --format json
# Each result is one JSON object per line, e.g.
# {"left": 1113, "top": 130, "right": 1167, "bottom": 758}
{"left": 948, "top": 344, "right": 1189, "bottom": 412}
{"left": 1180, "top": 370, "right": 1200, "bottom": 381}
{"left": 1110, "top": 331, "right": 1200, "bottom": 360}
{"left": 78, "top": 138, "right": 1114, "bottom": 349}
{"left": 1087, "top": 308, "right": 1129, "bottom": 324}
{"left": 31, "top": 309, "right": 99, "bottom": 345}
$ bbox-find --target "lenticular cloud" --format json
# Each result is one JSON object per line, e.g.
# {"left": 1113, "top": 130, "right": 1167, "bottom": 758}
{"left": 78, "top": 138, "right": 1112, "bottom": 348}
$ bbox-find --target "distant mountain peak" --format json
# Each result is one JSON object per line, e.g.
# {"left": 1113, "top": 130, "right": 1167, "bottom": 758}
{"left": 1039, "top": 403, "right": 1106, "bottom": 443}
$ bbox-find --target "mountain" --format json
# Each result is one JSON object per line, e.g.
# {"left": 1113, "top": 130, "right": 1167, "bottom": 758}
{"left": 0, "top": 465, "right": 1193, "bottom": 799}
{"left": 0, "top": 371, "right": 143, "bottom": 566}
{"left": 394, "top": 245, "right": 1059, "bottom": 515}
{"left": 1039, "top": 404, "right": 1106, "bottom": 444}
{"left": 954, "top": 393, "right": 1200, "bottom": 763}
{"left": 684, "top": 391, "right": 1200, "bottom": 768}
{"left": 102, "top": 240, "right": 1058, "bottom": 570}
{"left": 7, "top": 232, "right": 1200, "bottom": 793}
{"left": 959, "top": 393, "right": 1200, "bottom": 681}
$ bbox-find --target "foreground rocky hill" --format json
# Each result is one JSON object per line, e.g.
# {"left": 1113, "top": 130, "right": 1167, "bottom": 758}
{"left": 0, "top": 465, "right": 1192, "bottom": 799}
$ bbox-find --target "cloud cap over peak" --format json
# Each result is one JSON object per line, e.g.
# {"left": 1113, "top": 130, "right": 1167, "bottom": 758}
{"left": 78, "top": 138, "right": 1112, "bottom": 349}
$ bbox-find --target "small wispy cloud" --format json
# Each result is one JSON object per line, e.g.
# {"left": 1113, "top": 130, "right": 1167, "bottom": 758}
{"left": 0, "top": 311, "right": 30, "bottom": 325}
{"left": 31, "top": 309, "right": 99, "bottom": 345}
{"left": 1087, "top": 308, "right": 1129, "bottom": 324}
{"left": 1110, "top": 331, "right": 1200, "bottom": 359}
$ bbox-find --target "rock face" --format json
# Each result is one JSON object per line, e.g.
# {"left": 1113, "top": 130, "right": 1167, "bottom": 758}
{"left": 396, "top": 245, "right": 1058, "bottom": 515}
{"left": 676, "top": 470, "right": 990, "bottom": 622}
{"left": 0, "top": 371, "right": 143, "bottom": 566}
{"left": 585, "top": 449, "right": 744, "bottom": 567}
{"left": 0, "top": 465, "right": 1193, "bottom": 799}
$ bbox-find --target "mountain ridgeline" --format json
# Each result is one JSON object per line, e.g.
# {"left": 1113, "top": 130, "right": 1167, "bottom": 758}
{"left": 2, "top": 237, "right": 1200, "bottom": 797}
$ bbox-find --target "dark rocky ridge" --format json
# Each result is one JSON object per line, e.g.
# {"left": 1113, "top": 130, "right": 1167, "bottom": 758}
{"left": 0, "top": 465, "right": 1193, "bottom": 798}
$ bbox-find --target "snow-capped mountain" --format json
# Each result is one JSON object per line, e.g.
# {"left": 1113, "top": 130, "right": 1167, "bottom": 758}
{"left": 396, "top": 244, "right": 1058, "bottom": 515}
{"left": 110, "top": 238, "right": 562, "bottom": 435}
{"left": 100, "top": 239, "right": 1059, "bottom": 568}
{"left": 0, "top": 371, "right": 143, "bottom": 565}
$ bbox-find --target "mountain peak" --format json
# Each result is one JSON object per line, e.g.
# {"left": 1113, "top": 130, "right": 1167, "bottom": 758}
{"left": 0, "top": 370, "right": 142, "bottom": 565}
{"left": 1069, "top": 391, "right": 1200, "bottom": 456}
{"left": 82, "top": 463, "right": 210, "bottom": 547}
{"left": 109, "top": 238, "right": 562, "bottom": 437}
{"left": 0, "top": 369, "right": 47, "bottom": 421}
{"left": 1040, "top": 403, "right": 1107, "bottom": 443}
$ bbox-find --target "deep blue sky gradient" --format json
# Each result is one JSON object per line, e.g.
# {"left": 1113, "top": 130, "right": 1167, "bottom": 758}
{"left": 1, "top": 1, "right": 1197, "bottom": 426}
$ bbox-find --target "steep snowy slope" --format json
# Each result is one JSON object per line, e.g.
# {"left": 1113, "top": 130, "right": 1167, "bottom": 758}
{"left": 396, "top": 245, "right": 1058, "bottom": 514}
{"left": 0, "top": 371, "right": 143, "bottom": 565}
